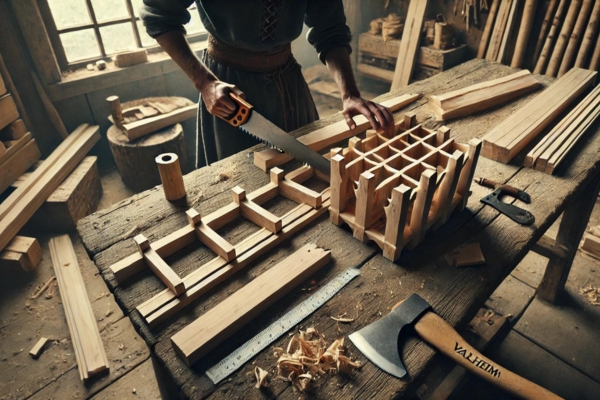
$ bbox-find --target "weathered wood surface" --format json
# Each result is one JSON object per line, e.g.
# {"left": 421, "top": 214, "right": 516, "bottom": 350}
{"left": 77, "top": 59, "right": 600, "bottom": 399}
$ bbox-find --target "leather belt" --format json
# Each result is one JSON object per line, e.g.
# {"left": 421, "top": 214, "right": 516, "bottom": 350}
{"left": 206, "top": 34, "right": 292, "bottom": 73}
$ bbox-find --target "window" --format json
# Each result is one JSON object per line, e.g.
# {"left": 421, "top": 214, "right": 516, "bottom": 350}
{"left": 40, "top": 0, "right": 206, "bottom": 69}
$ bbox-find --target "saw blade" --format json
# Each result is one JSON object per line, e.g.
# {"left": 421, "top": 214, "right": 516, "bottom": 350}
{"left": 239, "top": 111, "right": 331, "bottom": 175}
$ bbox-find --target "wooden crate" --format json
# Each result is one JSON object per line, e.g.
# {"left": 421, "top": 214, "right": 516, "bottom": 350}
{"left": 357, "top": 32, "right": 468, "bottom": 83}
{"left": 329, "top": 118, "right": 481, "bottom": 261}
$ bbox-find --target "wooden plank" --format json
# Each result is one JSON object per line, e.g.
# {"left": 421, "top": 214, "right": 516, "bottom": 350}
{"left": 581, "top": 233, "right": 600, "bottom": 257}
{"left": 134, "top": 234, "right": 185, "bottom": 296}
{"left": 122, "top": 104, "right": 197, "bottom": 141}
{"left": 574, "top": 0, "right": 600, "bottom": 68}
{"left": 496, "top": 0, "right": 519, "bottom": 64}
{"left": 546, "top": 0, "right": 583, "bottom": 77}
{"left": 0, "top": 125, "right": 99, "bottom": 252}
{"left": 0, "top": 119, "right": 26, "bottom": 141}
{"left": 486, "top": 0, "right": 512, "bottom": 61}
{"left": 0, "top": 94, "right": 19, "bottom": 131}
{"left": 232, "top": 186, "right": 282, "bottom": 233}
{"left": 391, "top": 0, "right": 429, "bottom": 90}
{"left": 49, "top": 235, "right": 109, "bottom": 380}
{"left": 10, "top": 0, "right": 61, "bottom": 84}
{"left": 558, "top": 0, "right": 595, "bottom": 76}
{"left": 0, "top": 236, "right": 42, "bottom": 272}
{"left": 0, "top": 139, "right": 41, "bottom": 194}
{"left": 478, "top": 0, "right": 502, "bottom": 59}
{"left": 29, "top": 337, "right": 49, "bottom": 358}
{"left": 171, "top": 243, "right": 331, "bottom": 366}
{"left": 511, "top": 0, "right": 538, "bottom": 67}
{"left": 253, "top": 93, "right": 420, "bottom": 171}
{"left": 534, "top": 0, "right": 569, "bottom": 74}
{"left": 186, "top": 209, "right": 236, "bottom": 262}
{"left": 482, "top": 68, "right": 597, "bottom": 163}
{"left": 430, "top": 70, "right": 540, "bottom": 120}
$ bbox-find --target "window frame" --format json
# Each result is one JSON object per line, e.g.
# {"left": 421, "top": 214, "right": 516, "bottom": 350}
{"left": 38, "top": 0, "right": 207, "bottom": 70}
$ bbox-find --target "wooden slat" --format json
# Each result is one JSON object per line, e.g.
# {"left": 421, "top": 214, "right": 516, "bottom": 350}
{"left": 496, "top": 0, "right": 519, "bottom": 64}
{"left": 0, "top": 236, "right": 42, "bottom": 272}
{"left": 482, "top": 68, "right": 597, "bottom": 163}
{"left": 429, "top": 70, "right": 540, "bottom": 120}
{"left": 122, "top": 104, "right": 197, "bottom": 141}
{"left": 253, "top": 93, "right": 420, "bottom": 171}
{"left": 0, "top": 94, "right": 19, "bottom": 131}
{"left": 171, "top": 243, "right": 331, "bottom": 366}
{"left": 49, "top": 235, "right": 109, "bottom": 380}
{"left": 0, "top": 139, "right": 41, "bottom": 194}
{"left": 0, "top": 125, "right": 99, "bottom": 252}
{"left": 391, "top": 0, "right": 429, "bottom": 90}
{"left": 486, "top": 0, "right": 512, "bottom": 61}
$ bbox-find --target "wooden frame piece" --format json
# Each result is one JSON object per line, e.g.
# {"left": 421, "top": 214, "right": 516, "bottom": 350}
{"left": 29, "top": 337, "right": 50, "bottom": 358}
{"left": 171, "top": 243, "right": 331, "bottom": 366}
{"left": 232, "top": 186, "right": 282, "bottom": 234}
{"left": 186, "top": 209, "right": 236, "bottom": 262}
{"left": 121, "top": 104, "right": 197, "bottom": 142}
{"left": 134, "top": 234, "right": 185, "bottom": 296}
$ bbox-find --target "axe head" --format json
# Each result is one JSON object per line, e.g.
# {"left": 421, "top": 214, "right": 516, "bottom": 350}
{"left": 349, "top": 294, "right": 431, "bottom": 378}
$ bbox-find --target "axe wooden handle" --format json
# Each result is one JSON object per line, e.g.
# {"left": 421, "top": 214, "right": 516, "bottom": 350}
{"left": 415, "top": 312, "right": 562, "bottom": 400}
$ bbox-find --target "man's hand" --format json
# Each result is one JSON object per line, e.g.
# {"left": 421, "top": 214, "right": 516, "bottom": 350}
{"left": 342, "top": 96, "right": 394, "bottom": 131}
{"left": 196, "top": 77, "right": 245, "bottom": 119}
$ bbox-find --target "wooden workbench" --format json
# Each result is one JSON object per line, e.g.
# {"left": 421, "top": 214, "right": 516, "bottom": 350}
{"left": 77, "top": 59, "right": 600, "bottom": 399}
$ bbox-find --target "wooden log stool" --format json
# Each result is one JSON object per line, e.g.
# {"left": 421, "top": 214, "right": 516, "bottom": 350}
{"left": 108, "top": 123, "right": 187, "bottom": 192}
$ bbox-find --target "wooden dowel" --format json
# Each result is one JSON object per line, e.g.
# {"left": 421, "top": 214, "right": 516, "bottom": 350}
{"left": 575, "top": 0, "right": 600, "bottom": 68}
{"left": 558, "top": 0, "right": 594, "bottom": 76}
{"left": 511, "top": 0, "right": 538, "bottom": 68}
{"left": 546, "top": 0, "right": 583, "bottom": 77}
{"left": 478, "top": 0, "right": 501, "bottom": 58}
{"left": 155, "top": 153, "right": 186, "bottom": 201}
{"left": 533, "top": 0, "right": 559, "bottom": 63}
{"left": 534, "top": 0, "right": 569, "bottom": 74}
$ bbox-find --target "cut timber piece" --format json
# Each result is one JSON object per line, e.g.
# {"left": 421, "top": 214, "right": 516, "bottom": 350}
{"left": 253, "top": 93, "right": 420, "bottom": 171}
{"left": 448, "top": 243, "right": 486, "bottom": 267}
{"left": 171, "top": 243, "right": 331, "bottom": 366}
{"left": 49, "top": 235, "right": 109, "bottom": 380}
{"left": 134, "top": 234, "right": 185, "bottom": 296}
{"left": 0, "top": 94, "right": 19, "bottom": 131}
{"left": 113, "top": 49, "right": 148, "bottom": 68}
{"left": 232, "top": 186, "right": 282, "bottom": 233}
{"left": 481, "top": 68, "right": 597, "bottom": 163}
{"left": 486, "top": 0, "right": 512, "bottom": 61}
{"left": 186, "top": 209, "right": 236, "bottom": 262}
{"left": 122, "top": 104, "right": 197, "bottom": 142}
{"left": 29, "top": 337, "right": 49, "bottom": 358}
{"left": 270, "top": 167, "right": 322, "bottom": 208}
{"left": 430, "top": 70, "right": 540, "bottom": 120}
{"left": 0, "top": 119, "right": 26, "bottom": 140}
{"left": 477, "top": 0, "right": 501, "bottom": 58}
{"left": 581, "top": 234, "right": 600, "bottom": 258}
{"left": 0, "top": 236, "right": 42, "bottom": 272}
{"left": 155, "top": 153, "right": 186, "bottom": 201}
{"left": 0, "top": 139, "right": 41, "bottom": 194}
{"left": 391, "top": 0, "right": 429, "bottom": 90}
{"left": 496, "top": 0, "right": 519, "bottom": 64}
{"left": 0, "top": 125, "right": 100, "bottom": 252}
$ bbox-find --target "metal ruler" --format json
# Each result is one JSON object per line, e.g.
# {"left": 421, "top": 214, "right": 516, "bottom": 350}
{"left": 206, "top": 267, "right": 361, "bottom": 384}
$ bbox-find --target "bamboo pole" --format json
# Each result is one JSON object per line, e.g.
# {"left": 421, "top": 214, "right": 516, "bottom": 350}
{"left": 546, "top": 0, "right": 583, "bottom": 77}
{"left": 534, "top": 0, "right": 569, "bottom": 74}
{"left": 511, "top": 0, "right": 538, "bottom": 68}
{"left": 575, "top": 0, "right": 600, "bottom": 68}
{"left": 533, "top": 0, "right": 559, "bottom": 63}
{"left": 478, "top": 0, "right": 501, "bottom": 58}
{"left": 590, "top": 33, "right": 600, "bottom": 70}
{"left": 558, "top": 0, "right": 594, "bottom": 76}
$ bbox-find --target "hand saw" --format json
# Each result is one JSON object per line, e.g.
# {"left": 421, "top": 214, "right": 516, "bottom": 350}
{"left": 217, "top": 93, "right": 331, "bottom": 175}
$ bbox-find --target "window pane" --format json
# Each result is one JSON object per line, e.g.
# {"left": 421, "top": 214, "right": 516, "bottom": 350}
{"left": 92, "top": 0, "right": 129, "bottom": 23}
{"left": 60, "top": 29, "right": 101, "bottom": 62}
{"left": 100, "top": 23, "right": 136, "bottom": 54}
{"left": 48, "top": 0, "right": 91, "bottom": 29}
{"left": 136, "top": 21, "right": 157, "bottom": 47}
{"left": 186, "top": 6, "right": 206, "bottom": 35}
{"left": 131, "top": 0, "right": 144, "bottom": 17}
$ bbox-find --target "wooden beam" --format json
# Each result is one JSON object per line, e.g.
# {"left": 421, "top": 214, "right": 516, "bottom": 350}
{"left": 0, "top": 236, "right": 42, "bottom": 272}
{"left": 253, "top": 94, "right": 420, "bottom": 171}
{"left": 232, "top": 186, "right": 282, "bottom": 233}
{"left": 122, "top": 104, "right": 197, "bottom": 142}
{"left": 171, "top": 243, "right": 331, "bottom": 366}
{"left": 186, "top": 209, "right": 236, "bottom": 262}
{"left": 49, "top": 235, "right": 109, "bottom": 380}
{"left": 391, "top": 0, "right": 429, "bottom": 90}
{"left": 134, "top": 234, "right": 185, "bottom": 296}
{"left": 0, "top": 125, "right": 99, "bottom": 252}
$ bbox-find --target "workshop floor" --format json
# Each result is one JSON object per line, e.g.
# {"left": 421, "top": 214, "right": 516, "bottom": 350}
{"left": 1, "top": 89, "right": 599, "bottom": 400}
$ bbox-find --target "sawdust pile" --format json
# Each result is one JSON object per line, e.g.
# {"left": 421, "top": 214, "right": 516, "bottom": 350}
{"left": 274, "top": 328, "right": 360, "bottom": 392}
{"left": 579, "top": 285, "right": 600, "bottom": 306}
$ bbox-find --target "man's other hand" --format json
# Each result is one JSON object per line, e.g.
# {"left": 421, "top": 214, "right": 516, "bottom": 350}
{"left": 342, "top": 96, "right": 394, "bottom": 132}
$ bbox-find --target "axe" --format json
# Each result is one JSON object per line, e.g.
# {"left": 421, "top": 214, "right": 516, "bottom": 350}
{"left": 349, "top": 294, "right": 561, "bottom": 400}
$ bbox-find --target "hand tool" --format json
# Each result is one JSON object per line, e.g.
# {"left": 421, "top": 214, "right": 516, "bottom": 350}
{"left": 218, "top": 93, "right": 331, "bottom": 175}
{"left": 206, "top": 266, "right": 360, "bottom": 384}
{"left": 474, "top": 177, "right": 535, "bottom": 225}
{"left": 349, "top": 294, "right": 561, "bottom": 400}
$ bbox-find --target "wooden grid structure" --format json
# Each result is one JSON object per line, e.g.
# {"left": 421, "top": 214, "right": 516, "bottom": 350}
{"left": 329, "top": 116, "right": 481, "bottom": 261}
{"left": 110, "top": 166, "right": 329, "bottom": 328}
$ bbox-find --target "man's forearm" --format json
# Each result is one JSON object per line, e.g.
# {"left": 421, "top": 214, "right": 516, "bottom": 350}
{"left": 155, "top": 31, "right": 216, "bottom": 91}
{"left": 324, "top": 46, "right": 360, "bottom": 100}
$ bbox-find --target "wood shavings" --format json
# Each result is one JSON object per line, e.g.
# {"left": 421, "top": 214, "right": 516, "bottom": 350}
{"left": 45, "top": 282, "right": 56, "bottom": 300}
{"left": 579, "top": 285, "right": 600, "bottom": 306}
{"left": 254, "top": 366, "right": 270, "bottom": 388}
{"left": 331, "top": 313, "right": 355, "bottom": 323}
{"left": 30, "top": 276, "right": 56, "bottom": 300}
{"left": 275, "top": 328, "right": 360, "bottom": 392}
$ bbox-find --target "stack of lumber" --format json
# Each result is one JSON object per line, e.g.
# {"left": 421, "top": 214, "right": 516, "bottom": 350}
{"left": 429, "top": 70, "right": 540, "bottom": 120}
{"left": 49, "top": 235, "right": 109, "bottom": 380}
{"left": 525, "top": 83, "right": 600, "bottom": 173}
{"left": 481, "top": 68, "right": 597, "bottom": 163}
{"left": 11, "top": 156, "right": 102, "bottom": 231}
{"left": 0, "top": 67, "right": 41, "bottom": 194}
{"left": 171, "top": 243, "right": 331, "bottom": 366}
{"left": 0, "top": 236, "right": 41, "bottom": 272}
{"left": 0, "top": 124, "right": 100, "bottom": 253}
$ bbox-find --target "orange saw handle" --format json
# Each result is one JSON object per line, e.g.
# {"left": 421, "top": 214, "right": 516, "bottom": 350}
{"left": 217, "top": 93, "right": 253, "bottom": 127}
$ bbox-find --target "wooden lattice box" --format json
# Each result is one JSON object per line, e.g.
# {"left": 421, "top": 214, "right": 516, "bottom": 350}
{"left": 329, "top": 118, "right": 481, "bottom": 261}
